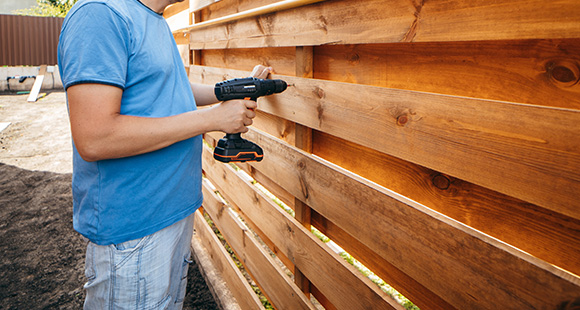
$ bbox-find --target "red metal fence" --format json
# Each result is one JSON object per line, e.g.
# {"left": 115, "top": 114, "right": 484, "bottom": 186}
{"left": 0, "top": 14, "right": 63, "bottom": 66}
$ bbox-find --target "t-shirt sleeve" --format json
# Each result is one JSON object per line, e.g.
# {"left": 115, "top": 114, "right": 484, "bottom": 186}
{"left": 58, "top": 3, "right": 130, "bottom": 90}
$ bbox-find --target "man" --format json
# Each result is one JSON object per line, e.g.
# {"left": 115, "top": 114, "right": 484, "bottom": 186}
{"left": 58, "top": 0, "right": 271, "bottom": 308}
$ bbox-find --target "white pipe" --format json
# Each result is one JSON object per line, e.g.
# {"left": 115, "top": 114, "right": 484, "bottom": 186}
{"left": 174, "top": 0, "right": 327, "bottom": 33}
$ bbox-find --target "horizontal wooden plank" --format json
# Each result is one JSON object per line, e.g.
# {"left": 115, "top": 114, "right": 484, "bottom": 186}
{"left": 190, "top": 0, "right": 219, "bottom": 13}
{"left": 225, "top": 152, "right": 457, "bottom": 310}
{"left": 188, "top": 0, "right": 580, "bottom": 49}
{"left": 198, "top": 0, "right": 282, "bottom": 20}
{"left": 312, "top": 131, "right": 580, "bottom": 276}
{"left": 201, "top": 47, "right": 296, "bottom": 76}
{"left": 190, "top": 65, "right": 580, "bottom": 221}
{"left": 164, "top": 0, "right": 189, "bottom": 18}
{"left": 189, "top": 211, "right": 242, "bottom": 310}
{"left": 195, "top": 40, "right": 580, "bottom": 109}
{"left": 205, "top": 163, "right": 299, "bottom": 276}
{"left": 253, "top": 111, "right": 297, "bottom": 145}
{"left": 193, "top": 211, "right": 265, "bottom": 310}
{"left": 202, "top": 145, "right": 402, "bottom": 310}
{"left": 186, "top": 0, "right": 326, "bottom": 32}
{"left": 238, "top": 127, "right": 580, "bottom": 310}
{"left": 417, "top": 0, "right": 580, "bottom": 42}
{"left": 232, "top": 125, "right": 580, "bottom": 304}
{"left": 201, "top": 180, "right": 316, "bottom": 310}
{"left": 173, "top": 32, "right": 190, "bottom": 45}
{"left": 314, "top": 40, "right": 580, "bottom": 110}
{"left": 310, "top": 210, "right": 456, "bottom": 310}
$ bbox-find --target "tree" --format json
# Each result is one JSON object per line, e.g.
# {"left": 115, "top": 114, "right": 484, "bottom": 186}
{"left": 13, "top": 0, "right": 78, "bottom": 18}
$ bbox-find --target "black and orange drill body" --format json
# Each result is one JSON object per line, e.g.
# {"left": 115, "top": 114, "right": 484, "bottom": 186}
{"left": 213, "top": 77, "right": 287, "bottom": 163}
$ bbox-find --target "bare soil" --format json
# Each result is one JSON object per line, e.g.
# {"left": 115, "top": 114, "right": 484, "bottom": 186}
{"left": 0, "top": 92, "right": 218, "bottom": 309}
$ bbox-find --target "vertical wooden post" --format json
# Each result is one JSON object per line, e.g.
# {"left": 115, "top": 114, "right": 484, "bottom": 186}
{"left": 295, "top": 45, "right": 337, "bottom": 310}
{"left": 294, "top": 46, "right": 314, "bottom": 153}
{"left": 27, "top": 65, "right": 47, "bottom": 102}
{"left": 191, "top": 12, "right": 202, "bottom": 66}
{"left": 294, "top": 46, "right": 314, "bottom": 296}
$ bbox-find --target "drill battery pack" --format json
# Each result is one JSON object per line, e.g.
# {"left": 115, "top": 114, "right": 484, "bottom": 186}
{"left": 213, "top": 133, "right": 264, "bottom": 162}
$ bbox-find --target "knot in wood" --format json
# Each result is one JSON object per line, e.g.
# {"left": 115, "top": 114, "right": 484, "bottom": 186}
{"left": 286, "top": 223, "right": 294, "bottom": 235}
{"left": 396, "top": 114, "right": 409, "bottom": 126}
{"left": 348, "top": 53, "right": 360, "bottom": 64}
{"left": 252, "top": 192, "right": 260, "bottom": 204}
{"left": 318, "top": 16, "right": 328, "bottom": 33}
{"left": 314, "top": 86, "right": 325, "bottom": 99}
{"left": 297, "top": 159, "right": 307, "bottom": 171}
{"left": 546, "top": 60, "right": 580, "bottom": 87}
{"left": 432, "top": 174, "right": 451, "bottom": 190}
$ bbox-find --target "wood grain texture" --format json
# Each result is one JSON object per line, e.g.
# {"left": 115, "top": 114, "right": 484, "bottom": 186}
{"left": 201, "top": 180, "right": 316, "bottom": 310}
{"left": 254, "top": 111, "right": 297, "bottom": 146}
{"left": 293, "top": 44, "right": 315, "bottom": 297}
{"left": 199, "top": 0, "right": 284, "bottom": 21}
{"left": 193, "top": 211, "right": 265, "bottom": 309}
{"left": 190, "top": 65, "right": 580, "bottom": 221}
{"left": 183, "top": 1, "right": 580, "bottom": 309}
{"left": 207, "top": 165, "right": 299, "bottom": 276}
{"left": 189, "top": 0, "right": 580, "bottom": 49}
{"left": 312, "top": 131, "right": 580, "bottom": 277}
{"left": 314, "top": 40, "right": 580, "bottom": 110}
{"left": 163, "top": 0, "right": 189, "bottom": 18}
{"left": 310, "top": 210, "right": 457, "bottom": 310}
{"left": 195, "top": 40, "right": 580, "bottom": 109}
{"left": 202, "top": 47, "right": 296, "bottom": 75}
{"left": 240, "top": 127, "right": 580, "bottom": 310}
{"left": 202, "top": 145, "right": 402, "bottom": 310}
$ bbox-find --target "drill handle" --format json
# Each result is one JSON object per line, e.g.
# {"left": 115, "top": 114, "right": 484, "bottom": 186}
{"left": 225, "top": 133, "right": 242, "bottom": 140}
{"left": 239, "top": 95, "right": 257, "bottom": 101}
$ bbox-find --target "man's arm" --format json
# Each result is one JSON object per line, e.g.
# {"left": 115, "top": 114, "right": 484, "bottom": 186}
{"left": 67, "top": 83, "right": 256, "bottom": 162}
{"left": 191, "top": 65, "right": 273, "bottom": 106}
{"left": 190, "top": 83, "right": 218, "bottom": 106}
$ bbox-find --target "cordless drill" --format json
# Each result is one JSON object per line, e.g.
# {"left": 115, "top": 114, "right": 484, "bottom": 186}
{"left": 213, "top": 77, "right": 287, "bottom": 163}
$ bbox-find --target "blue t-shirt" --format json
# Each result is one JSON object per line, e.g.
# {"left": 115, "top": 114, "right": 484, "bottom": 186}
{"left": 58, "top": 0, "right": 203, "bottom": 245}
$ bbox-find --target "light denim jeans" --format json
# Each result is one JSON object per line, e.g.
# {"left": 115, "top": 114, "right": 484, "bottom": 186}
{"left": 83, "top": 213, "right": 195, "bottom": 310}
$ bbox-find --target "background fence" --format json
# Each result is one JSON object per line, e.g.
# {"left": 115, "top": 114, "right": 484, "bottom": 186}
{"left": 0, "top": 14, "right": 63, "bottom": 66}
{"left": 173, "top": 0, "right": 580, "bottom": 309}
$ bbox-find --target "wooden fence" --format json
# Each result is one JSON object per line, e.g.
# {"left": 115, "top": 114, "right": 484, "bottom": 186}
{"left": 174, "top": 0, "right": 580, "bottom": 309}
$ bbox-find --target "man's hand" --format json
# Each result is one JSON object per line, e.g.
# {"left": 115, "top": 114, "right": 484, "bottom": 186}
{"left": 211, "top": 99, "right": 257, "bottom": 134}
{"left": 250, "top": 65, "right": 273, "bottom": 79}
{"left": 215, "top": 65, "right": 271, "bottom": 133}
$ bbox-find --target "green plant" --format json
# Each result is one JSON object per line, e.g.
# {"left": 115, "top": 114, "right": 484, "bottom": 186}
{"left": 13, "top": 0, "right": 78, "bottom": 17}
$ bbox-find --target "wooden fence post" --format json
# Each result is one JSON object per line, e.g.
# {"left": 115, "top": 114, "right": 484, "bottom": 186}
{"left": 293, "top": 45, "right": 321, "bottom": 304}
